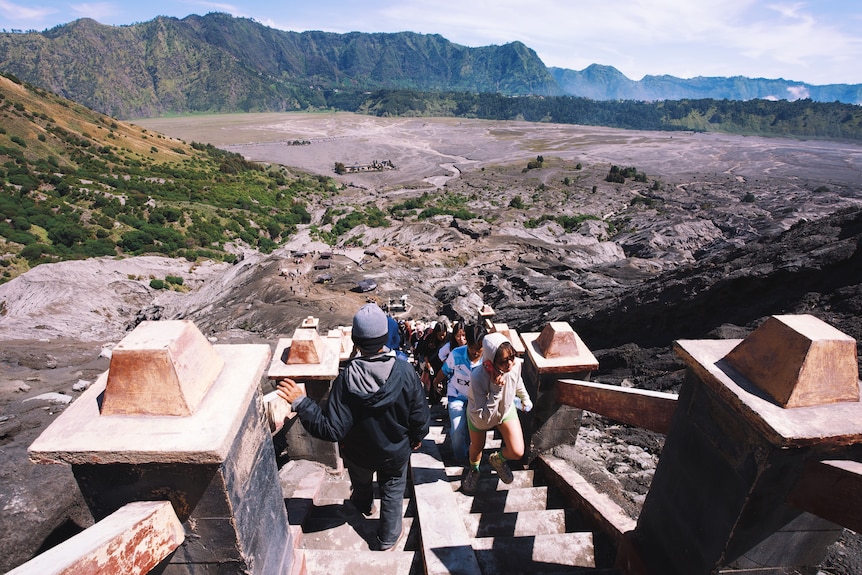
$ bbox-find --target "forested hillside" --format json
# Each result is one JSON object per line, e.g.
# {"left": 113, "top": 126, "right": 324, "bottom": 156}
{"left": 0, "top": 13, "right": 558, "bottom": 118}
{"left": 341, "top": 90, "right": 862, "bottom": 140}
{"left": 0, "top": 72, "right": 339, "bottom": 283}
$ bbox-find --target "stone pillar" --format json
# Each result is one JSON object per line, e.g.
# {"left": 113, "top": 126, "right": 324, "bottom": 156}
{"left": 491, "top": 322, "right": 525, "bottom": 356}
{"left": 268, "top": 318, "right": 342, "bottom": 469}
{"left": 28, "top": 320, "right": 290, "bottom": 575}
{"left": 624, "top": 314, "right": 862, "bottom": 575}
{"left": 478, "top": 304, "right": 496, "bottom": 332}
{"left": 328, "top": 325, "right": 354, "bottom": 364}
{"left": 520, "top": 322, "right": 599, "bottom": 463}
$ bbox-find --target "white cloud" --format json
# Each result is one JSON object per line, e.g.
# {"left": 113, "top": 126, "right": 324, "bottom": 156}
{"left": 786, "top": 85, "right": 810, "bottom": 100}
{"left": 0, "top": 0, "right": 56, "bottom": 23}
{"left": 191, "top": 1, "right": 862, "bottom": 84}
{"left": 767, "top": 2, "right": 807, "bottom": 20}
{"left": 718, "top": 4, "right": 862, "bottom": 82}
{"left": 366, "top": 1, "right": 860, "bottom": 84}
{"left": 71, "top": 3, "right": 119, "bottom": 22}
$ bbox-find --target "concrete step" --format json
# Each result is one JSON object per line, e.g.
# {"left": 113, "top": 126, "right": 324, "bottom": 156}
{"left": 472, "top": 532, "right": 597, "bottom": 574}
{"left": 281, "top": 459, "right": 330, "bottom": 500}
{"left": 437, "top": 420, "right": 623, "bottom": 573}
{"left": 312, "top": 470, "right": 354, "bottom": 501}
{"left": 301, "top": 510, "right": 416, "bottom": 551}
{"left": 300, "top": 549, "right": 421, "bottom": 575}
{"left": 280, "top": 459, "right": 330, "bottom": 548}
{"left": 537, "top": 454, "right": 637, "bottom": 550}
{"left": 456, "top": 485, "right": 566, "bottom": 514}
{"left": 462, "top": 508, "right": 590, "bottom": 538}
{"left": 429, "top": 424, "right": 494, "bottom": 442}
{"left": 446, "top": 467, "right": 539, "bottom": 493}
{"left": 298, "top": 468, "right": 416, "bottom": 552}
{"left": 427, "top": 424, "right": 447, "bottom": 441}
{"left": 412, "top": 426, "right": 483, "bottom": 575}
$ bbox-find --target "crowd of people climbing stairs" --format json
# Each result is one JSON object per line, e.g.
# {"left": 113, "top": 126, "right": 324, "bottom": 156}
{"left": 276, "top": 303, "right": 533, "bottom": 550}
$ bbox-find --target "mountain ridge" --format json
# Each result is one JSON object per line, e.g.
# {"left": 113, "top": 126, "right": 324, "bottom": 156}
{"left": 0, "top": 13, "right": 560, "bottom": 118}
{"left": 1, "top": 13, "right": 861, "bottom": 120}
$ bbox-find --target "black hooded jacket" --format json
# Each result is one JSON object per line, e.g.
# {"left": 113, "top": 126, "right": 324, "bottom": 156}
{"left": 292, "top": 353, "right": 430, "bottom": 470}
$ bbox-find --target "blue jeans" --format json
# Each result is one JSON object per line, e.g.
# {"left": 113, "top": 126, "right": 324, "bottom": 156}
{"left": 447, "top": 394, "right": 469, "bottom": 461}
{"left": 343, "top": 453, "right": 408, "bottom": 547}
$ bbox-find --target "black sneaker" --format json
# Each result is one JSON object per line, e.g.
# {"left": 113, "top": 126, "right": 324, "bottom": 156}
{"left": 349, "top": 496, "right": 377, "bottom": 517}
{"left": 489, "top": 451, "right": 514, "bottom": 484}
{"left": 461, "top": 467, "right": 480, "bottom": 495}
{"left": 376, "top": 528, "right": 405, "bottom": 551}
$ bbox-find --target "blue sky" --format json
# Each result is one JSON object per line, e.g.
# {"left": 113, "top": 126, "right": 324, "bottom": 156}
{"left": 2, "top": 0, "right": 861, "bottom": 85}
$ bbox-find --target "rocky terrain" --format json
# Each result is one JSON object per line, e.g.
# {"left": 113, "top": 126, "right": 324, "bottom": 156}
{"left": 2, "top": 114, "right": 862, "bottom": 573}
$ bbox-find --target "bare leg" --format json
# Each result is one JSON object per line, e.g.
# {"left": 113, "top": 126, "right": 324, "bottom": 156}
{"left": 468, "top": 428, "right": 486, "bottom": 466}
{"left": 496, "top": 418, "right": 525, "bottom": 462}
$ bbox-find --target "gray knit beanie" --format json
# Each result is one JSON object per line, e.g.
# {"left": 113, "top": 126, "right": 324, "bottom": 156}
{"left": 352, "top": 303, "right": 389, "bottom": 352}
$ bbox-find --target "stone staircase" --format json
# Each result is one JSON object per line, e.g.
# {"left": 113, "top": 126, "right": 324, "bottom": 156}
{"left": 279, "top": 405, "right": 622, "bottom": 574}
{"left": 279, "top": 457, "right": 423, "bottom": 575}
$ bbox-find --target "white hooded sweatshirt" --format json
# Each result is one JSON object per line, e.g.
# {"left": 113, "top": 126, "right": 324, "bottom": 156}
{"left": 466, "top": 332, "right": 532, "bottom": 431}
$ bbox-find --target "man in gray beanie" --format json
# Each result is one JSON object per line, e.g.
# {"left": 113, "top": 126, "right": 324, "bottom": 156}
{"left": 277, "top": 303, "right": 430, "bottom": 551}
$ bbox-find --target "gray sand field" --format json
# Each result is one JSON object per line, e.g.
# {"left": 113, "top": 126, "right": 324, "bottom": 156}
{"left": 136, "top": 112, "right": 862, "bottom": 191}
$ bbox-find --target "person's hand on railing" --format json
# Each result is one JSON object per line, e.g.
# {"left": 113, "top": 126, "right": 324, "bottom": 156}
{"left": 276, "top": 378, "right": 305, "bottom": 405}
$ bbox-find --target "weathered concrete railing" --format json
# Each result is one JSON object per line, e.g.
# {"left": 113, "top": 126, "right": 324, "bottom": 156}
{"left": 519, "top": 321, "right": 599, "bottom": 462}
{"left": 553, "top": 314, "right": 862, "bottom": 575}
{"left": 555, "top": 379, "right": 678, "bottom": 435}
{"left": 27, "top": 320, "right": 292, "bottom": 574}
{"left": 7, "top": 501, "right": 184, "bottom": 575}
{"left": 788, "top": 458, "right": 862, "bottom": 533}
{"left": 265, "top": 317, "right": 343, "bottom": 469}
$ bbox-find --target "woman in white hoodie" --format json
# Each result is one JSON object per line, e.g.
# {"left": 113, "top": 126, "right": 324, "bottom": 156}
{"left": 462, "top": 332, "right": 532, "bottom": 495}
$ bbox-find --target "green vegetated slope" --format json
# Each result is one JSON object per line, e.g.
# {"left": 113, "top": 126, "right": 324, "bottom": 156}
{"left": 0, "top": 72, "right": 337, "bottom": 284}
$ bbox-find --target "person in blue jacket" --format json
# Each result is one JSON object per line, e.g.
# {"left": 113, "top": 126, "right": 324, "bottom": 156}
{"left": 438, "top": 324, "right": 485, "bottom": 462}
{"left": 277, "top": 303, "right": 430, "bottom": 551}
{"left": 386, "top": 313, "right": 409, "bottom": 361}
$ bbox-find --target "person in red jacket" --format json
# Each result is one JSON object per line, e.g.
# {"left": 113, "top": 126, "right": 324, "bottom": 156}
{"left": 277, "top": 303, "right": 430, "bottom": 551}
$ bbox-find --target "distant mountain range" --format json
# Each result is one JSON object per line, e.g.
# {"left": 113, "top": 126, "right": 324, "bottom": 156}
{"left": 0, "top": 13, "right": 859, "bottom": 119}
{"left": 551, "top": 65, "right": 862, "bottom": 106}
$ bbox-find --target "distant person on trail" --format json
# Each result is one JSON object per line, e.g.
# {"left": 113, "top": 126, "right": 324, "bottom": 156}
{"left": 438, "top": 323, "right": 485, "bottom": 463}
{"left": 431, "top": 320, "right": 466, "bottom": 400}
{"left": 416, "top": 321, "right": 448, "bottom": 403}
{"left": 461, "top": 332, "right": 533, "bottom": 495}
{"left": 409, "top": 320, "right": 426, "bottom": 356}
{"left": 276, "top": 303, "right": 430, "bottom": 551}
{"left": 386, "top": 313, "right": 409, "bottom": 361}
{"left": 438, "top": 321, "right": 466, "bottom": 367}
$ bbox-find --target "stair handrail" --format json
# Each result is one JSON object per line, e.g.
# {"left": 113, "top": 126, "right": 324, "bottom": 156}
{"left": 556, "top": 378, "right": 679, "bottom": 435}
{"left": 6, "top": 500, "right": 184, "bottom": 575}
